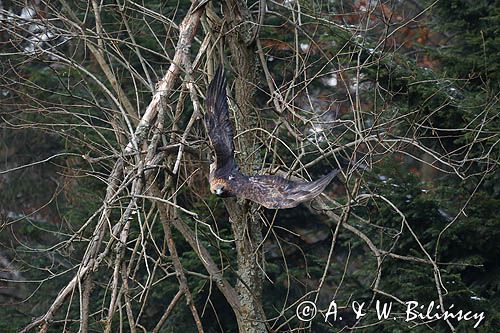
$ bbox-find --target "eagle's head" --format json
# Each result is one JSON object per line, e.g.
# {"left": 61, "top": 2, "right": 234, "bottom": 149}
{"left": 210, "top": 178, "right": 231, "bottom": 197}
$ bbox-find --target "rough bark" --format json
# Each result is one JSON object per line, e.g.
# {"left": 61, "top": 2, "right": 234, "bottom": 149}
{"left": 221, "top": 1, "right": 267, "bottom": 331}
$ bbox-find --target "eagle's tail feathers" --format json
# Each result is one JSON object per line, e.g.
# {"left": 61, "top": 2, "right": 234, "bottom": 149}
{"left": 291, "top": 169, "right": 339, "bottom": 201}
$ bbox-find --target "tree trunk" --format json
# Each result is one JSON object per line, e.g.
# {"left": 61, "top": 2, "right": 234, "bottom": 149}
{"left": 221, "top": 0, "right": 266, "bottom": 331}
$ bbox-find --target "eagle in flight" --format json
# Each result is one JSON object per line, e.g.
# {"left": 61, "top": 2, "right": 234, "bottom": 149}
{"left": 205, "top": 67, "right": 339, "bottom": 209}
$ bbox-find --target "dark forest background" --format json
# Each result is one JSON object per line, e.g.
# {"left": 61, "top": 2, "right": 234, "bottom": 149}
{"left": 0, "top": 0, "right": 498, "bottom": 332}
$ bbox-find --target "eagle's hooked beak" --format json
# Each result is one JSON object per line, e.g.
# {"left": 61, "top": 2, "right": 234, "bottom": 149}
{"left": 215, "top": 188, "right": 224, "bottom": 196}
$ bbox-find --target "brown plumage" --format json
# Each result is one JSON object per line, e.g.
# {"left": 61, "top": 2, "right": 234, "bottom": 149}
{"left": 205, "top": 67, "right": 339, "bottom": 209}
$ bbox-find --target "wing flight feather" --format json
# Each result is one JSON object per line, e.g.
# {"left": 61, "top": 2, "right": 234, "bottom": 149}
{"left": 205, "top": 67, "right": 234, "bottom": 172}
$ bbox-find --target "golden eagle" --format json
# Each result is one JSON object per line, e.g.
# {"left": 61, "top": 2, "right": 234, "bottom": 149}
{"left": 205, "top": 67, "right": 339, "bottom": 209}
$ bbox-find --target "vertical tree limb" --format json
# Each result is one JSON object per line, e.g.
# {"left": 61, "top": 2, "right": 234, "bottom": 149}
{"left": 218, "top": 0, "right": 267, "bottom": 331}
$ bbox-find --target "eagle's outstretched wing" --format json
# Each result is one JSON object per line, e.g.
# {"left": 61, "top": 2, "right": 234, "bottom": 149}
{"left": 205, "top": 67, "right": 235, "bottom": 173}
{"left": 235, "top": 170, "right": 339, "bottom": 209}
